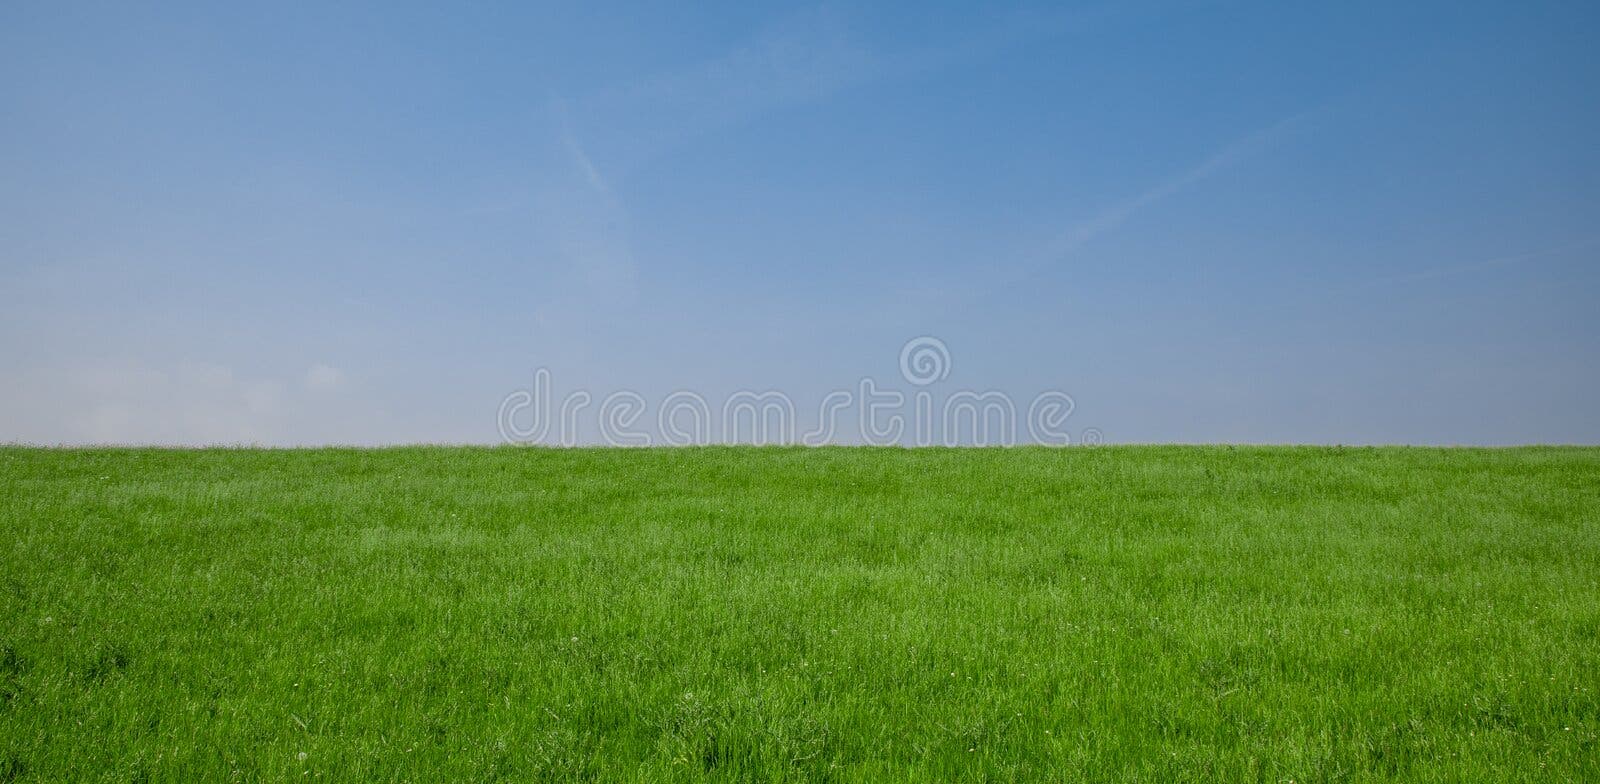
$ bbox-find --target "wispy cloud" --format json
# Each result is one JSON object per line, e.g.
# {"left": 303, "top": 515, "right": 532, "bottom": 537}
{"left": 303, "top": 363, "right": 344, "bottom": 392}
{"left": 514, "top": 96, "right": 642, "bottom": 347}
{"left": 1377, "top": 237, "right": 1600, "bottom": 285}
{"left": 553, "top": 94, "right": 611, "bottom": 196}
{"left": 564, "top": 5, "right": 1135, "bottom": 183}
{"left": 569, "top": 7, "right": 880, "bottom": 177}
{"left": 885, "top": 108, "right": 1319, "bottom": 325}
{"left": 1042, "top": 112, "right": 1311, "bottom": 261}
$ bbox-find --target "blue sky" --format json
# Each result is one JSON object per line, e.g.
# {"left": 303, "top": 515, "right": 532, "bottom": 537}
{"left": 2, "top": 1, "right": 1597, "bottom": 444}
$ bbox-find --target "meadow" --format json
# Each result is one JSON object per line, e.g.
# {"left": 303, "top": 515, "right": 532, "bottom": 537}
{"left": 1, "top": 446, "right": 1596, "bottom": 782}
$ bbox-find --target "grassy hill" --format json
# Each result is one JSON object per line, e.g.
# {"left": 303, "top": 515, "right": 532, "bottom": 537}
{"left": 2, "top": 446, "right": 1596, "bottom": 781}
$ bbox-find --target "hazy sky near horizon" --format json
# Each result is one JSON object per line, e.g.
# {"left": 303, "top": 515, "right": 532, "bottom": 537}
{"left": 2, "top": 1, "right": 1598, "bottom": 445}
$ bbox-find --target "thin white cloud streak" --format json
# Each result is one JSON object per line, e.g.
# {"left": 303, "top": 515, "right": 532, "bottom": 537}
{"left": 902, "top": 109, "right": 1317, "bottom": 319}
{"left": 1376, "top": 237, "right": 1600, "bottom": 285}
{"left": 549, "top": 97, "right": 636, "bottom": 300}
{"left": 509, "top": 95, "right": 641, "bottom": 350}
{"left": 1042, "top": 112, "right": 1312, "bottom": 262}
{"left": 553, "top": 94, "right": 611, "bottom": 196}
{"left": 565, "top": 4, "right": 1151, "bottom": 183}
{"left": 569, "top": 7, "right": 879, "bottom": 177}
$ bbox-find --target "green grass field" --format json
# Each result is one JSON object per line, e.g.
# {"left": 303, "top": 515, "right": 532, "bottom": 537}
{"left": 1, "top": 446, "right": 1596, "bottom": 782}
